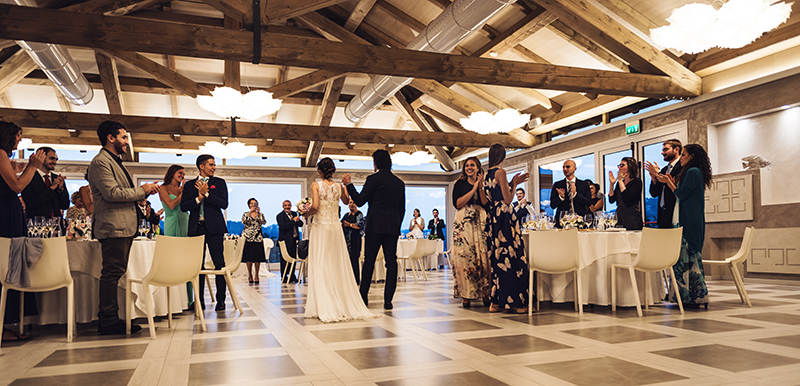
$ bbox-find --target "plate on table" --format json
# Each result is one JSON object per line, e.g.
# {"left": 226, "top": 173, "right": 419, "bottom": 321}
{"left": 604, "top": 228, "right": 626, "bottom": 232}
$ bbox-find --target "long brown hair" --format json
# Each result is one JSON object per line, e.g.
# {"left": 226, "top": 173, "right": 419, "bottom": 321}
{"left": 488, "top": 143, "right": 506, "bottom": 168}
{"left": 675, "top": 144, "right": 713, "bottom": 189}
{"left": 620, "top": 157, "right": 640, "bottom": 180}
{"left": 163, "top": 164, "right": 184, "bottom": 185}
{"left": 460, "top": 156, "right": 484, "bottom": 180}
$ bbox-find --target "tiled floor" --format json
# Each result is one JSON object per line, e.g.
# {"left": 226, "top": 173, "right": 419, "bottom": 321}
{"left": 2, "top": 270, "right": 800, "bottom": 386}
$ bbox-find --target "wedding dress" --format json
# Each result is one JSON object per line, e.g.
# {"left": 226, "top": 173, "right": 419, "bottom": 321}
{"left": 304, "top": 181, "right": 378, "bottom": 322}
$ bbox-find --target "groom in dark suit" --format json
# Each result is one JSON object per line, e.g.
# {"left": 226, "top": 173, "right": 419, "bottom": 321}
{"left": 276, "top": 200, "right": 302, "bottom": 283}
{"left": 181, "top": 154, "right": 229, "bottom": 311}
{"left": 343, "top": 150, "right": 405, "bottom": 310}
{"left": 645, "top": 139, "right": 683, "bottom": 228}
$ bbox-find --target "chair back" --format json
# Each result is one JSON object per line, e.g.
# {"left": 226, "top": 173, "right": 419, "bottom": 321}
{"left": 263, "top": 238, "right": 274, "bottom": 258}
{"left": 0, "top": 237, "right": 72, "bottom": 291}
{"left": 632, "top": 227, "right": 683, "bottom": 271}
{"left": 528, "top": 229, "right": 580, "bottom": 273}
{"left": 225, "top": 239, "right": 245, "bottom": 274}
{"left": 144, "top": 235, "right": 205, "bottom": 287}
{"left": 278, "top": 240, "right": 297, "bottom": 263}
{"left": 410, "top": 239, "right": 439, "bottom": 260}
{"left": 728, "top": 227, "right": 754, "bottom": 264}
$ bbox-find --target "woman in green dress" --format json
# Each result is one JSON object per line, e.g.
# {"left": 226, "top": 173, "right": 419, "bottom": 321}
{"left": 159, "top": 164, "right": 188, "bottom": 237}
{"left": 657, "top": 144, "right": 712, "bottom": 306}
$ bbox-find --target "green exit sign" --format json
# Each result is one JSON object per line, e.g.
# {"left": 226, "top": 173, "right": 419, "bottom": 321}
{"left": 625, "top": 121, "right": 640, "bottom": 135}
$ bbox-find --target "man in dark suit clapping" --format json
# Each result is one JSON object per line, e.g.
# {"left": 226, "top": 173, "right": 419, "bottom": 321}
{"left": 645, "top": 139, "right": 683, "bottom": 228}
{"left": 181, "top": 155, "right": 228, "bottom": 311}
{"left": 343, "top": 150, "right": 405, "bottom": 310}
{"left": 549, "top": 159, "right": 592, "bottom": 227}
{"left": 277, "top": 200, "right": 302, "bottom": 283}
{"left": 21, "top": 147, "right": 69, "bottom": 220}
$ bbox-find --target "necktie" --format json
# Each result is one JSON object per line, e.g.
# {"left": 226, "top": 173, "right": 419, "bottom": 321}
{"left": 199, "top": 177, "right": 208, "bottom": 219}
{"left": 569, "top": 180, "right": 575, "bottom": 214}
{"left": 43, "top": 174, "right": 55, "bottom": 217}
{"left": 660, "top": 164, "right": 673, "bottom": 209}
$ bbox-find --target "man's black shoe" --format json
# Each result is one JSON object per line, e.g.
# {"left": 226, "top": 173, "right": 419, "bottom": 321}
{"left": 383, "top": 302, "right": 393, "bottom": 310}
{"left": 215, "top": 303, "right": 226, "bottom": 311}
{"left": 99, "top": 320, "right": 141, "bottom": 335}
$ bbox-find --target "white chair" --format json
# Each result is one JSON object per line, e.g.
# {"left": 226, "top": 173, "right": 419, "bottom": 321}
{"left": 612, "top": 227, "right": 684, "bottom": 317}
{"left": 527, "top": 229, "right": 583, "bottom": 316}
{"left": 0, "top": 237, "right": 74, "bottom": 347}
{"left": 441, "top": 249, "right": 454, "bottom": 269}
{"left": 126, "top": 235, "right": 206, "bottom": 339}
{"left": 397, "top": 239, "right": 438, "bottom": 283}
{"left": 203, "top": 240, "right": 236, "bottom": 302}
{"left": 201, "top": 239, "right": 245, "bottom": 314}
{"left": 279, "top": 240, "right": 306, "bottom": 284}
{"left": 703, "top": 227, "right": 755, "bottom": 307}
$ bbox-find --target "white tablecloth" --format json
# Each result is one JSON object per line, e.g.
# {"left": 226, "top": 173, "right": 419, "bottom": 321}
{"left": 523, "top": 231, "right": 664, "bottom": 307}
{"left": 36, "top": 239, "right": 190, "bottom": 324}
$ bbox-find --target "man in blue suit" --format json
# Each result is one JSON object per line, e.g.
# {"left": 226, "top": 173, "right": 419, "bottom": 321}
{"left": 181, "top": 155, "right": 228, "bottom": 311}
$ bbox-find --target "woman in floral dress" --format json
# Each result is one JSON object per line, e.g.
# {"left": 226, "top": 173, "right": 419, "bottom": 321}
{"left": 451, "top": 156, "right": 490, "bottom": 308}
{"left": 484, "top": 144, "right": 530, "bottom": 313}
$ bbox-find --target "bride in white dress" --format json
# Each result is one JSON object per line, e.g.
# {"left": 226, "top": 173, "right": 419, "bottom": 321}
{"left": 304, "top": 158, "right": 378, "bottom": 322}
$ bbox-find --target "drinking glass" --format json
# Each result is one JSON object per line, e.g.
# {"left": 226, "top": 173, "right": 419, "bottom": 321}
{"left": 139, "top": 220, "right": 149, "bottom": 238}
{"left": 606, "top": 212, "right": 618, "bottom": 228}
{"left": 34, "top": 216, "right": 45, "bottom": 238}
{"left": 26, "top": 218, "right": 34, "bottom": 237}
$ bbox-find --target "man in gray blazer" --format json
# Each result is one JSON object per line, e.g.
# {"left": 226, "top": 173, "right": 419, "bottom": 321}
{"left": 87, "top": 121, "right": 160, "bottom": 335}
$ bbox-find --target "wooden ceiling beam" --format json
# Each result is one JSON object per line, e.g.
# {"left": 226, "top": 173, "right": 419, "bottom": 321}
{"left": 0, "top": 49, "right": 36, "bottom": 95}
{"left": 102, "top": 49, "right": 213, "bottom": 97}
{"left": 417, "top": 105, "right": 467, "bottom": 133}
{"left": 546, "top": 20, "right": 629, "bottom": 73}
{"left": 305, "top": 76, "right": 345, "bottom": 167}
{"left": 63, "top": 0, "right": 165, "bottom": 16}
{"left": 374, "top": 0, "right": 426, "bottom": 32}
{"left": 388, "top": 93, "right": 456, "bottom": 171}
{"left": 473, "top": 9, "right": 554, "bottom": 58}
{"left": 0, "top": 5, "right": 697, "bottom": 98}
{"left": 343, "top": 0, "right": 377, "bottom": 31}
{"left": 0, "top": 108, "right": 528, "bottom": 148}
{"left": 266, "top": 0, "right": 350, "bottom": 22}
{"left": 0, "top": 39, "right": 16, "bottom": 50}
{"left": 200, "top": 0, "right": 249, "bottom": 25}
{"left": 223, "top": 16, "right": 242, "bottom": 92}
{"left": 535, "top": 0, "right": 700, "bottom": 94}
{"left": 689, "top": 21, "right": 800, "bottom": 74}
{"left": 266, "top": 69, "right": 347, "bottom": 99}
{"left": 94, "top": 51, "right": 125, "bottom": 115}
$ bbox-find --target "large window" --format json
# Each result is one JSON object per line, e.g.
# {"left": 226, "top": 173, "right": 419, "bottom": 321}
{"left": 402, "top": 186, "right": 447, "bottom": 237}
{"left": 641, "top": 142, "right": 664, "bottom": 227}
{"left": 537, "top": 153, "right": 594, "bottom": 216}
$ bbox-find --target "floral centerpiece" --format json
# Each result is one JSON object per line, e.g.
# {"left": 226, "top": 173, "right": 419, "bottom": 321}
{"left": 559, "top": 213, "right": 586, "bottom": 229}
{"left": 427, "top": 234, "right": 439, "bottom": 240}
{"left": 296, "top": 197, "right": 312, "bottom": 214}
{"left": 66, "top": 217, "right": 92, "bottom": 240}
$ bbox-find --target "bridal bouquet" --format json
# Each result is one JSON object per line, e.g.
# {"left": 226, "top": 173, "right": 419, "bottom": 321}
{"left": 296, "top": 197, "right": 312, "bottom": 214}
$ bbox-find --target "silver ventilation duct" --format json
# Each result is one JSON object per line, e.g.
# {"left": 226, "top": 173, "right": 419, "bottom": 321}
{"left": 2, "top": 0, "right": 93, "bottom": 106}
{"left": 345, "top": 0, "right": 516, "bottom": 122}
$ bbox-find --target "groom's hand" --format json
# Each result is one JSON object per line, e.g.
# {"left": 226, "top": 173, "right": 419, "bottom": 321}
{"left": 342, "top": 173, "right": 352, "bottom": 185}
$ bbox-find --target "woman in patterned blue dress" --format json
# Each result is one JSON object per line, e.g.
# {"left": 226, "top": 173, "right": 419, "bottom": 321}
{"left": 483, "top": 144, "right": 530, "bottom": 313}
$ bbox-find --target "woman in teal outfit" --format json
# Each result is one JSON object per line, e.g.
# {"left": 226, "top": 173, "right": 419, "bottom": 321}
{"left": 159, "top": 164, "right": 188, "bottom": 237}
{"left": 483, "top": 144, "right": 530, "bottom": 313}
{"left": 658, "top": 144, "right": 711, "bottom": 306}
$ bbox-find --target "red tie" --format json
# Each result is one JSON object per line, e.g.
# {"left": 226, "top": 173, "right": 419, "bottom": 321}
{"left": 43, "top": 174, "right": 55, "bottom": 217}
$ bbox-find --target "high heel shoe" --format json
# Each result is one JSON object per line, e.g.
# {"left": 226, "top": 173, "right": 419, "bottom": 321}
{"left": 462, "top": 299, "right": 471, "bottom": 308}
{"left": 488, "top": 303, "right": 500, "bottom": 313}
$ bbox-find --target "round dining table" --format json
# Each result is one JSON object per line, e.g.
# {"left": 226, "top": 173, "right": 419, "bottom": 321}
{"left": 522, "top": 230, "right": 665, "bottom": 307}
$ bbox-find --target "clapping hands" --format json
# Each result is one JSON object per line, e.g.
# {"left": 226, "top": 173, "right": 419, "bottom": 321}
{"left": 341, "top": 173, "right": 352, "bottom": 185}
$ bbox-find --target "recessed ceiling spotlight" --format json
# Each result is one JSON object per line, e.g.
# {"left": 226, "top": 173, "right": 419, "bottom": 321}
{"left": 489, "top": 51, "right": 498, "bottom": 57}
{"left": 782, "top": 105, "right": 791, "bottom": 109}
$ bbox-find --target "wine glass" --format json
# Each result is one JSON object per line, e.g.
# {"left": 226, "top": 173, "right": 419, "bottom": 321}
{"left": 45, "top": 218, "right": 56, "bottom": 238}
{"left": 34, "top": 216, "right": 45, "bottom": 238}
{"left": 27, "top": 218, "right": 34, "bottom": 237}
{"left": 139, "top": 220, "right": 149, "bottom": 238}
{"left": 583, "top": 214, "right": 593, "bottom": 230}
{"left": 606, "top": 212, "right": 618, "bottom": 228}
